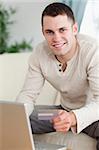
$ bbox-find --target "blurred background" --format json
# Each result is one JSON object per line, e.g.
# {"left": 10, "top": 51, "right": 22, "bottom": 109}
{"left": 0, "top": 0, "right": 99, "bottom": 54}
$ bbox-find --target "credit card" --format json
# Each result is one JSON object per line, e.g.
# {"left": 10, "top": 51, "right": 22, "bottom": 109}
{"left": 38, "top": 109, "right": 58, "bottom": 120}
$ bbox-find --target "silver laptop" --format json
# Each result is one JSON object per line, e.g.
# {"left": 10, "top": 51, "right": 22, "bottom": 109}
{"left": 0, "top": 101, "right": 67, "bottom": 150}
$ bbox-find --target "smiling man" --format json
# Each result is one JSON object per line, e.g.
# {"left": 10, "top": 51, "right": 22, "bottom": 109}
{"left": 16, "top": 2, "right": 99, "bottom": 150}
{"left": 42, "top": 14, "right": 77, "bottom": 58}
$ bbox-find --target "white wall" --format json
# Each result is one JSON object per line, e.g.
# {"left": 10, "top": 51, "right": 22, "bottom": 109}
{"left": 80, "top": 0, "right": 99, "bottom": 41}
{"left": 1, "top": 0, "right": 56, "bottom": 48}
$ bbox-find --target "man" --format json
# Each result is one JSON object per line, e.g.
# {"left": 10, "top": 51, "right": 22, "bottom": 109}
{"left": 16, "top": 2, "right": 99, "bottom": 149}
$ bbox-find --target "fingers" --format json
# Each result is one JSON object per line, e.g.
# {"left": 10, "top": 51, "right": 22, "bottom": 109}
{"left": 52, "top": 110, "right": 72, "bottom": 133}
{"left": 53, "top": 121, "right": 71, "bottom": 132}
{"left": 55, "top": 126, "right": 70, "bottom": 132}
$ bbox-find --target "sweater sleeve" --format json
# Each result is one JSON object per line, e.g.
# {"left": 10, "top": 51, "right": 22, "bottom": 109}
{"left": 72, "top": 99, "right": 99, "bottom": 133}
{"left": 16, "top": 49, "right": 45, "bottom": 116}
{"left": 72, "top": 45, "right": 99, "bottom": 133}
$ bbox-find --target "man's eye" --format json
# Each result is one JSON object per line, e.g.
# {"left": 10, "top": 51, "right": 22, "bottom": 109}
{"left": 46, "top": 30, "right": 54, "bottom": 35}
{"left": 59, "top": 28, "right": 67, "bottom": 33}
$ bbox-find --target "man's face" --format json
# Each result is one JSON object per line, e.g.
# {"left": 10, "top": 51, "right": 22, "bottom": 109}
{"left": 42, "top": 15, "right": 78, "bottom": 56}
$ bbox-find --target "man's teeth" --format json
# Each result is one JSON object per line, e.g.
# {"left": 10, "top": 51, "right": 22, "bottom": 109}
{"left": 53, "top": 43, "right": 64, "bottom": 48}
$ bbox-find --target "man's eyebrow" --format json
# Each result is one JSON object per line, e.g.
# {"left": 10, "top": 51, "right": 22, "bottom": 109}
{"left": 44, "top": 29, "right": 54, "bottom": 32}
{"left": 44, "top": 26, "right": 68, "bottom": 32}
{"left": 59, "top": 27, "right": 68, "bottom": 29}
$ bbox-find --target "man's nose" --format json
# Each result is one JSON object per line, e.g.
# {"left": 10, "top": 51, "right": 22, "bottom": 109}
{"left": 53, "top": 32, "right": 61, "bottom": 41}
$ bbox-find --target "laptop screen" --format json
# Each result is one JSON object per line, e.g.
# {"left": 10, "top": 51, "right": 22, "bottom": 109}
{"left": 0, "top": 102, "right": 34, "bottom": 150}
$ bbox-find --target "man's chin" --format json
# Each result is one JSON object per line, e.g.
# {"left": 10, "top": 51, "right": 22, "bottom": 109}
{"left": 53, "top": 49, "right": 68, "bottom": 56}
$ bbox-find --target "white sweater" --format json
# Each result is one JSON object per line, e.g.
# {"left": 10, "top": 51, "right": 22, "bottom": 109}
{"left": 16, "top": 34, "right": 99, "bottom": 133}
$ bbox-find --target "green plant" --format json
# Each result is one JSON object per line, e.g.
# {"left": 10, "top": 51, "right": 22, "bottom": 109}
{"left": 0, "top": 3, "right": 32, "bottom": 54}
{"left": 7, "top": 39, "right": 32, "bottom": 53}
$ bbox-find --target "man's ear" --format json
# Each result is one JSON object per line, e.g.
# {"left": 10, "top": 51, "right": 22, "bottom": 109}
{"left": 73, "top": 22, "right": 78, "bottom": 35}
{"left": 42, "top": 27, "right": 44, "bottom": 35}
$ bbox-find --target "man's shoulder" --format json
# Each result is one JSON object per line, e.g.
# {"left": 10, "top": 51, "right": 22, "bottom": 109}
{"left": 77, "top": 33, "right": 97, "bottom": 44}
{"left": 30, "top": 41, "right": 52, "bottom": 61}
{"left": 36, "top": 40, "right": 50, "bottom": 52}
{"left": 77, "top": 34, "right": 99, "bottom": 61}
{"left": 77, "top": 34, "right": 98, "bottom": 52}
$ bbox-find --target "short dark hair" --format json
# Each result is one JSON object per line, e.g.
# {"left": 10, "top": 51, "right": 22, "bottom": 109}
{"left": 41, "top": 2, "right": 75, "bottom": 26}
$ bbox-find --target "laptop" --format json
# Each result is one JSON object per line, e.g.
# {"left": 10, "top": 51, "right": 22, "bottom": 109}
{"left": 0, "top": 101, "right": 67, "bottom": 150}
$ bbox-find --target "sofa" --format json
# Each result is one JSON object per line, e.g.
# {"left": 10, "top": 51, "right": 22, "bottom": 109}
{"left": 0, "top": 52, "right": 96, "bottom": 150}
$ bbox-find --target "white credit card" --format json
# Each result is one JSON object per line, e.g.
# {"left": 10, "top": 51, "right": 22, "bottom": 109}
{"left": 38, "top": 109, "right": 58, "bottom": 120}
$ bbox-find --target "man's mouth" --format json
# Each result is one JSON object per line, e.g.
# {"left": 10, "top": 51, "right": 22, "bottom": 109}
{"left": 52, "top": 42, "right": 66, "bottom": 48}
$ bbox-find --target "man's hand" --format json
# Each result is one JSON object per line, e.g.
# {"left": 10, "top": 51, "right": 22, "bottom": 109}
{"left": 52, "top": 110, "right": 77, "bottom": 133}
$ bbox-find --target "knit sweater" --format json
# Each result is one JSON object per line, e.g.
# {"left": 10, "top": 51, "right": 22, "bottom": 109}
{"left": 16, "top": 34, "right": 99, "bottom": 133}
